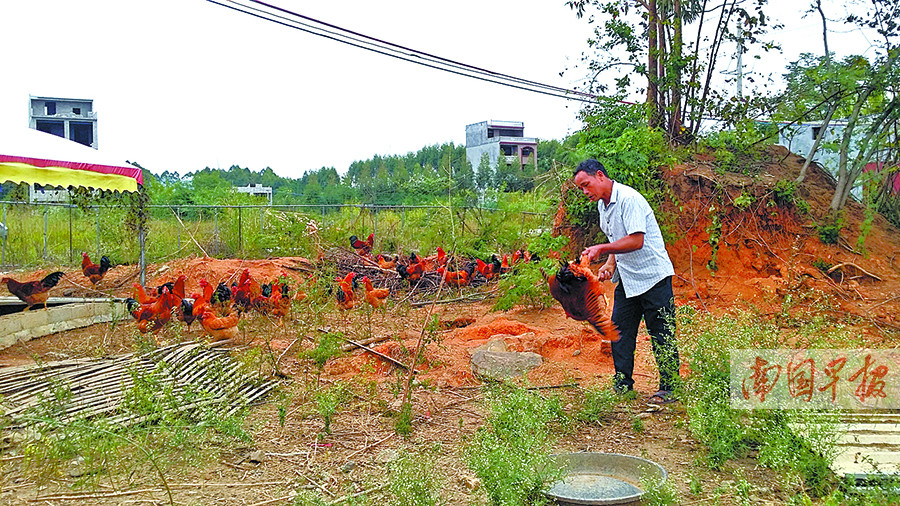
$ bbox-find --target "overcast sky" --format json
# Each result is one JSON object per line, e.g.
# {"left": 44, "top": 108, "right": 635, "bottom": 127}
{"left": 2, "top": 0, "right": 881, "bottom": 179}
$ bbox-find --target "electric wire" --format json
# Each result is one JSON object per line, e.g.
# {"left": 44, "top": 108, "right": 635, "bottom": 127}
{"left": 206, "top": 0, "right": 611, "bottom": 104}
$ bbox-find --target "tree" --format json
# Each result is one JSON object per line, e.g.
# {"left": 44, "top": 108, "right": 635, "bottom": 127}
{"left": 476, "top": 153, "right": 493, "bottom": 191}
{"left": 774, "top": 0, "right": 899, "bottom": 212}
{"left": 566, "top": 0, "right": 780, "bottom": 140}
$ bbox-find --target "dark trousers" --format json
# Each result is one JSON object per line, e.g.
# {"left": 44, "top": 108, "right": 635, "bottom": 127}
{"left": 610, "top": 276, "right": 680, "bottom": 392}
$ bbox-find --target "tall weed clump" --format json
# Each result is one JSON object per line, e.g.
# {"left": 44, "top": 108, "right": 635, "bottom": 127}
{"left": 465, "top": 385, "right": 566, "bottom": 506}
{"left": 678, "top": 309, "right": 839, "bottom": 494}
{"left": 387, "top": 447, "right": 445, "bottom": 506}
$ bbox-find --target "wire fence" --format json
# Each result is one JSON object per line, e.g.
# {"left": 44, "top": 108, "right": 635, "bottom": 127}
{"left": 0, "top": 201, "right": 554, "bottom": 272}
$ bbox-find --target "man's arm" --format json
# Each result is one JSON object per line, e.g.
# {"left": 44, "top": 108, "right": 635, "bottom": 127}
{"left": 581, "top": 232, "right": 645, "bottom": 262}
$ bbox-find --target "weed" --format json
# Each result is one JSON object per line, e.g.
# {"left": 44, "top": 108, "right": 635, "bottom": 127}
{"left": 387, "top": 447, "right": 444, "bottom": 506}
{"left": 314, "top": 384, "right": 349, "bottom": 434}
{"left": 734, "top": 192, "right": 755, "bottom": 210}
{"left": 817, "top": 211, "right": 844, "bottom": 244}
{"left": 641, "top": 476, "right": 679, "bottom": 506}
{"left": 465, "top": 384, "right": 565, "bottom": 506}
{"left": 302, "top": 332, "right": 344, "bottom": 370}
{"left": 574, "top": 384, "right": 620, "bottom": 424}
{"left": 811, "top": 258, "right": 833, "bottom": 273}
{"left": 292, "top": 490, "right": 327, "bottom": 506}
{"left": 395, "top": 401, "right": 413, "bottom": 437}
{"left": 706, "top": 205, "right": 722, "bottom": 272}
{"left": 688, "top": 473, "right": 703, "bottom": 494}
{"left": 631, "top": 416, "right": 645, "bottom": 433}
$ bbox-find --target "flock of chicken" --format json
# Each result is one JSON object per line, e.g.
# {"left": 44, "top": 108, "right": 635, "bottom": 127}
{"left": 124, "top": 268, "right": 299, "bottom": 343}
{"left": 1, "top": 235, "right": 620, "bottom": 345}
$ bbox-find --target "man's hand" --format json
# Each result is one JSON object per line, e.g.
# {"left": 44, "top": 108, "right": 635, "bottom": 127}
{"left": 581, "top": 244, "right": 605, "bottom": 262}
{"left": 597, "top": 262, "right": 615, "bottom": 281}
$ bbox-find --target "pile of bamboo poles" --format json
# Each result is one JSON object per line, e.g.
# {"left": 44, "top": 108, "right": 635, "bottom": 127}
{"left": 0, "top": 341, "right": 276, "bottom": 429}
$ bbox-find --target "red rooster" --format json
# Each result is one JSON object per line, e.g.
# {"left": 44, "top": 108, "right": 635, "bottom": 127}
{"left": 81, "top": 253, "right": 112, "bottom": 285}
{"left": 349, "top": 233, "right": 374, "bottom": 256}
{"left": 546, "top": 256, "right": 619, "bottom": 342}
{"left": 2, "top": 271, "right": 65, "bottom": 310}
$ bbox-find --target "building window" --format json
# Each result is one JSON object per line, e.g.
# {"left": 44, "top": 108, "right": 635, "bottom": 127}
{"left": 501, "top": 145, "right": 518, "bottom": 156}
{"left": 45, "top": 102, "right": 56, "bottom": 115}
{"left": 812, "top": 126, "right": 821, "bottom": 139}
{"left": 73, "top": 107, "right": 81, "bottom": 115}
{"left": 487, "top": 128, "right": 495, "bottom": 138}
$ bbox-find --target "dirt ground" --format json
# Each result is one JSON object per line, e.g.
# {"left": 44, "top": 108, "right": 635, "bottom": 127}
{"left": 2, "top": 145, "right": 899, "bottom": 505}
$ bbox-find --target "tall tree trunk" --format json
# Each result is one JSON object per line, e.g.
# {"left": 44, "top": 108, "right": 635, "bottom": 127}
{"left": 670, "top": 0, "right": 684, "bottom": 138}
{"left": 838, "top": 98, "right": 899, "bottom": 208}
{"left": 797, "top": 102, "right": 838, "bottom": 184}
{"left": 648, "top": 0, "right": 660, "bottom": 129}
{"left": 686, "top": 0, "right": 709, "bottom": 133}
{"left": 831, "top": 89, "right": 870, "bottom": 211}
{"left": 815, "top": 0, "right": 830, "bottom": 63}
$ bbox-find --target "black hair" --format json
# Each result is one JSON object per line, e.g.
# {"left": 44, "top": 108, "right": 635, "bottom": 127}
{"left": 573, "top": 159, "right": 608, "bottom": 177}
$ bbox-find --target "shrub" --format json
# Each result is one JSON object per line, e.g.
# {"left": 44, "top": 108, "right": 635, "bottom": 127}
{"left": 465, "top": 385, "right": 565, "bottom": 506}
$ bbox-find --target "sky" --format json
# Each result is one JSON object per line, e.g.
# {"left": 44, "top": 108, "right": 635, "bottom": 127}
{"left": 2, "top": 0, "right": 883, "bottom": 180}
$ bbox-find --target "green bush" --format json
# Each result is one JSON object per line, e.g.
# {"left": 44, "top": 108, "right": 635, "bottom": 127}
{"left": 466, "top": 385, "right": 565, "bottom": 506}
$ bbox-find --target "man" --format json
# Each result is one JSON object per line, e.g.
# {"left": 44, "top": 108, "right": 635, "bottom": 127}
{"left": 574, "top": 159, "right": 679, "bottom": 403}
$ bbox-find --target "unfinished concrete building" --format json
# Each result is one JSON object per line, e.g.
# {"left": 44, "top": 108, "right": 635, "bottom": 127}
{"left": 29, "top": 96, "right": 98, "bottom": 149}
{"left": 465, "top": 120, "right": 537, "bottom": 171}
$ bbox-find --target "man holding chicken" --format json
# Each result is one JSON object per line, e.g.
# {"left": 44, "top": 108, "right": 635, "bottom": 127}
{"left": 574, "top": 159, "right": 680, "bottom": 404}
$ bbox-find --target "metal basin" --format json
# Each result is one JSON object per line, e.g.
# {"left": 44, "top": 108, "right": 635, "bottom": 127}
{"left": 545, "top": 452, "right": 667, "bottom": 505}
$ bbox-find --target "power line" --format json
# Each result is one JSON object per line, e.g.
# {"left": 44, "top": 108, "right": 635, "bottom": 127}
{"left": 206, "top": 0, "right": 614, "bottom": 104}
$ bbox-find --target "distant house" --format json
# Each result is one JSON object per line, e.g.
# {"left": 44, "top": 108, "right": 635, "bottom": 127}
{"left": 235, "top": 183, "right": 273, "bottom": 205}
{"left": 29, "top": 96, "right": 97, "bottom": 149}
{"left": 465, "top": 120, "right": 537, "bottom": 171}
{"left": 27, "top": 95, "right": 100, "bottom": 203}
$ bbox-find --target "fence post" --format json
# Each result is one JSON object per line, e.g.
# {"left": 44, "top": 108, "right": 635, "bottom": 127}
{"left": 68, "top": 205, "right": 73, "bottom": 262}
{"left": 373, "top": 207, "right": 378, "bottom": 249}
{"left": 1, "top": 203, "right": 5, "bottom": 265}
{"left": 139, "top": 220, "right": 146, "bottom": 286}
{"left": 43, "top": 207, "right": 48, "bottom": 259}
{"left": 214, "top": 209, "right": 219, "bottom": 257}
{"left": 260, "top": 205, "right": 264, "bottom": 235}
{"left": 96, "top": 206, "right": 101, "bottom": 259}
{"left": 176, "top": 207, "right": 181, "bottom": 251}
{"left": 238, "top": 206, "right": 243, "bottom": 254}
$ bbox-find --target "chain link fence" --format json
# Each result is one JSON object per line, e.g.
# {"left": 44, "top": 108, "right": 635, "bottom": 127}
{"left": 0, "top": 201, "right": 554, "bottom": 272}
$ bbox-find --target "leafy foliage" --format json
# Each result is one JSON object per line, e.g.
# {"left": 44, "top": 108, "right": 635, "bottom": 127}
{"left": 466, "top": 385, "right": 565, "bottom": 506}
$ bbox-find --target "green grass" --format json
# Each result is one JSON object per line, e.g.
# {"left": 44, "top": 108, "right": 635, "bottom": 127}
{"left": 0, "top": 199, "right": 554, "bottom": 269}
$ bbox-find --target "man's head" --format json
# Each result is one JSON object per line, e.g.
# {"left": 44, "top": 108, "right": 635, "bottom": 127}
{"left": 573, "top": 159, "right": 612, "bottom": 204}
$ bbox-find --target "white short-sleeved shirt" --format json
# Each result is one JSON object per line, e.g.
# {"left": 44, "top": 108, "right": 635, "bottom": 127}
{"left": 598, "top": 181, "right": 674, "bottom": 298}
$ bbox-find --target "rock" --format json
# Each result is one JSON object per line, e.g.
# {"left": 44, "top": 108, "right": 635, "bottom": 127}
{"left": 457, "top": 472, "right": 480, "bottom": 491}
{"left": 470, "top": 350, "right": 543, "bottom": 380}
{"left": 375, "top": 449, "right": 399, "bottom": 464}
{"left": 341, "top": 461, "right": 356, "bottom": 473}
{"left": 468, "top": 337, "right": 508, "bottom": 356}
{"left": 67, "top": 456, "right": 86, "bottom": 478}
{"left": 247, "top": 450, "right": 266, "bottom": 463}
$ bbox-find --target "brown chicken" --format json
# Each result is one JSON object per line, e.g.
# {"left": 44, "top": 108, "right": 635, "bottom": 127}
{"left": 377, "top": 254, "right": 396, "bottom": 270}
{"left": 546, "top": 256, "right": 619, "bottom": 342}
{"left": 197, "top": 309, "right": 240, "bottom": 342}
{"left": 437, "top": 265, "right": 471, "bottom": 287}
{"left": 361, "top": 276, "right": 389, "bottom": 309}
{"left": 124, "top": 285, "right": 180, "bottom": 338}
{"left": 233, "top": 269, "right": 262, "bottom": 313}
{"left": 81, "top": 252, "right": 112, "bottom": 285}
{"left": 475, "top": 258, "right": 495, "bottom": 280}
{"left": 133, "top": 283, "right": 158, "bottom": 305}
{"left": 2, "top": 271, "right": 65, "bottom": 310}
{"left": 335, "top": 272, "right": 356, "bottom": 310}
